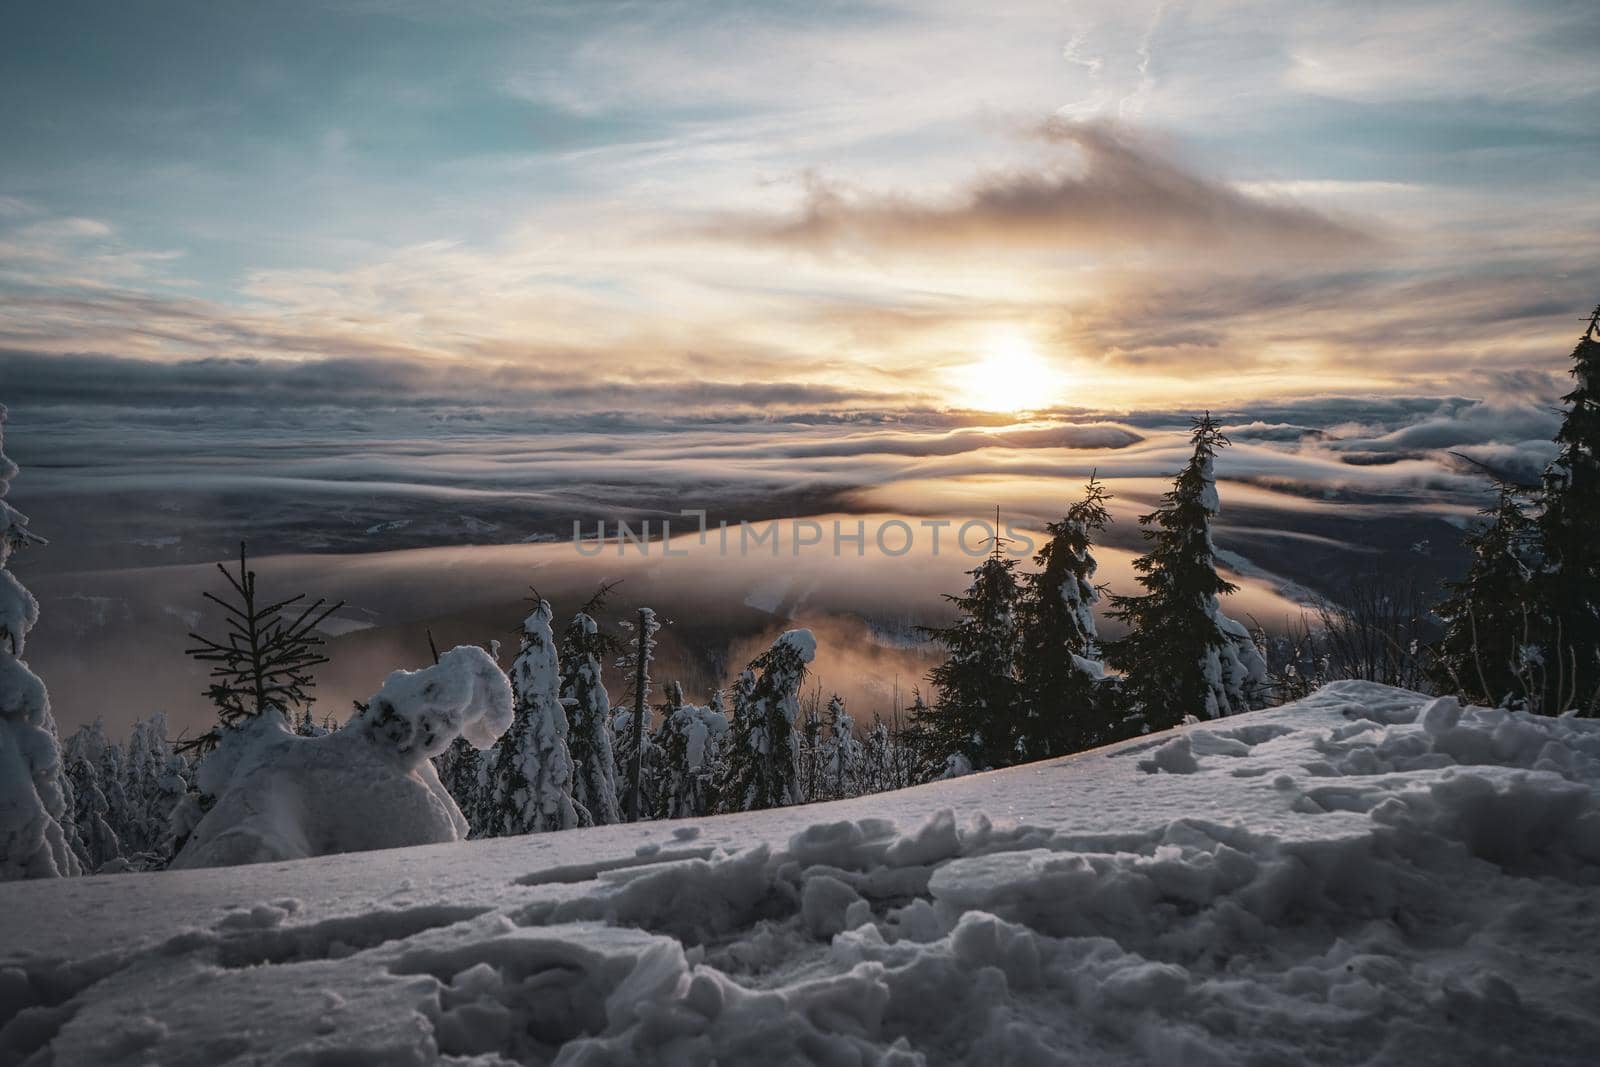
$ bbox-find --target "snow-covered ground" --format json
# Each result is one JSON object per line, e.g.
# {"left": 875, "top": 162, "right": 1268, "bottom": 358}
{"left": 3, "top": 682, "right": 1599, "bottom": 1065}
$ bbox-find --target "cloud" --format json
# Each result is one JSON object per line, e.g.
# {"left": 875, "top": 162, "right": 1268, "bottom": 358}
{"left": 698, "top": 119, "right": 1379, "bottom": 259}
{"left": 0, "top": 349, "right": 894, "bottom": 414}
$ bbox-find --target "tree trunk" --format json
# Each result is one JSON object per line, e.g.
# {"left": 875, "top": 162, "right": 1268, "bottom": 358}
{"left": 629, "top": 607, "right": 647, "bottom": 821}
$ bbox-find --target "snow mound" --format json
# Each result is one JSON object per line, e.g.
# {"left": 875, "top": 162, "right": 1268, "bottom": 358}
{"left": 4, "top": 681, "right": 1600, "bottom": 1064}
{"left": 172, "top": 646, "right": 513, "bottom": 870}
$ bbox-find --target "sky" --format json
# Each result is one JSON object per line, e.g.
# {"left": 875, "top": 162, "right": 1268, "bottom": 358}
{"left": 4, "top": 0, "right": 1597, "bottom": 735}
{"left": 3, "top": 0, "right": 1597, "bottom": 417}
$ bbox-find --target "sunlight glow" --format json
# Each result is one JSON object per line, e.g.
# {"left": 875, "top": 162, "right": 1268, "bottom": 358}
{"left": 955, "top": 333, "right": 1066, "bottom": 413}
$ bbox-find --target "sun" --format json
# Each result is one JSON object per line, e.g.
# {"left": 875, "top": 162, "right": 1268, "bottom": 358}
{"left": 955, "top": 333, "right": 1064, "bottom": 413}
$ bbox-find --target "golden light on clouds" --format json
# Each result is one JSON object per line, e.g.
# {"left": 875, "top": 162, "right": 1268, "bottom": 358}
{"left": 952, "top": 331, "right": 1068, "bottom": 413}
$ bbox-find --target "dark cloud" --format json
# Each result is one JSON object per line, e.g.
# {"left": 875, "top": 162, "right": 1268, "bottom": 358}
{"left": 0, "top": 349, "right": 892, "bottom": 413}
{"left": 700, "top": 119, "right": 1379, "bottom": 258}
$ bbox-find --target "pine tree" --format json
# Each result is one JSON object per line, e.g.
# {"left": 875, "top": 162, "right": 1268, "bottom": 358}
{"left": 798, "top": 693, "right": 825, "bottom": 802}
{"left": 433, "top": 737, "right": 485, "bottom": 835}
{"left": 485, "top": 599, "right": 582, "bottom": 835}
{"left": 720, "top": 630, "right": 815, "bottom": 811}
{"left": 919, "top": 536, "right": 1026, "bottom": 771}
{"left": 95, "top": 731, "right": 135, "bottom": 853}
{"left": 616, "top": 607, "right": 660, "bottom": 821}
{"left": 122, "top": 712, "right": 189, "bottom": 859}
{"left": 0, "top": 402, "right": 81, "bottom": 880}
{"left": 1105, "top": 414, "right": 1266, "bottom": 729}
{"left": 651, "top": 681, "right": 727, "bottom": 818}
{"left": 821, "top": 694, "right": 861, "bottom": 800}
{"left": 1427, "top": 483, "right": 1541, "bottom": 706}
{"left": 561, "top": 611, "right": 621, "bottom": 826}
{"left": 861, "top": 714, "right": 894, "bottom": 794}
{"left": 184, "top": 543, "right": 341, "bottom": 749}
{"left": 62, "top": 724, "right": 121, "bottom": 871}
{"left": 1018, "top": 475, "right": 1113, "bottom": 756}
{"left": 1534, "top": 309, "right": 1600, "bottom": 714}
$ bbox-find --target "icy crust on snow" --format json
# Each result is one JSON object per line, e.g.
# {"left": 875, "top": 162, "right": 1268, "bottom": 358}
{"left": 172, "top": 646, "right": 513, "bottom": 870}
{"left": 5, "top": 681, "right": 1600, "bottom": 1065}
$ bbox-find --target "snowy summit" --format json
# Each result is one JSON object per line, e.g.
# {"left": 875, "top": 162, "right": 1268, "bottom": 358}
{"left": 3, "top": 682, "right": 1598, "bottom": 1064}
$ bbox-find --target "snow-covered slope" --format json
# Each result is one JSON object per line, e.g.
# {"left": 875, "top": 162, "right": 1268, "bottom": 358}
{"left": 3, "top": 682, "right": 1599, "bottom": 1065}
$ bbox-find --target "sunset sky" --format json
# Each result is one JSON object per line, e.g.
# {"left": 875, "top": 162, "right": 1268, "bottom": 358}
{"left": 4, "top": 0, "right": 1597, "bottom": 415}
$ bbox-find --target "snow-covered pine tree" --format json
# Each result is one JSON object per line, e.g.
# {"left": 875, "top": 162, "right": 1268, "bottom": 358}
{"left": 433, "top": 737, "right": 484, "bottom": 835}
{"left": 485, "top": 599, "right": 582, "bottom": 835}
{"left": 122, "top": 712, "right": 189, "bottom": 859}
{"left": 0, "top": 403, "right": 81, "bottom": 879}
{"left": 713, "top": 669, "right": 758, "bottom": 813}
{"left": 1534, "top": 309, "right": 1600, "bottom": 715}
{"left": 1427, "top": 482, "right": 1541, "bottom": 707}
{"left": 62, "top": 724, "right": 121, "bottom": 871}
{"left": 1105, "top": 414, "right": 1267, "bottom": 728}
{"left": 184, "top": 543, "right": 341, "bottom": 749}
{"left": 650, "top": 681, "right": 728, "bottom": 818}
{"left": 821, "top": 694, "right": 861, "bottom": 800}
{"left": 292, "top": 707, "right": 332, "bottom": 737}
{"left": 95, "top": 730, "right": 136, "bottom": 853}
{"left": 719, "top": 629, "right": 815, "bottom": 812}
{"left": 1018, "top": 475, "right": 1113, "bottom": 756}
{"left": 919, "top": 534, "right": 1026, "bottom": 771}
{"left": 560, "top": 611, "right": 621, "bottom": 825}
{"left": 861, "top": 714, "right": 893, "bottom": 794}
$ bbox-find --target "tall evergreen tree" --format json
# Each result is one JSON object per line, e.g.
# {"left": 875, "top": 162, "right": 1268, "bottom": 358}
{"left": 651, "top": 681, "right": 727, "bottom": 819}
{"left": 123, "top": 712, "right": 190, "bottom": 859}
{"left": 720, "top": 629, "right": 815, "bottom": 812}
{"left": 561, "top": 611, "right": 621, "bottom": 826}
{"left": 1534, "top": 309, "right": 1600, "bottom": 714}
{"left": 485, "top": 600, "right": 582, "bottom": 835}
{"left": 1018, "top": 475, "right": 1113, "bottom": 756}
{"left": 62, "top": 724, "right": 121, "bottom": 871}
{"left": 0, "top": 404, "right": 80, "bottom": 880}
{"left": 821, "top": 694, "right": 861, "bottom": 800}
{"left": 1105, "top": 414, "right": 1266, "bottom": 728}
{"left": 798, "top": 694, "right": 825, "bottom": 802}
{"left": 1427, "top": 483, "right": 1541, "bottom": 706}
{"left": 616, "top": 607, "right": 660, "bottom": 820}
{"left": 919, "top": 536, "right": 1026, "bottom": 771}
{"left": 433, "top": 737, "right": 485, "bottom": 835}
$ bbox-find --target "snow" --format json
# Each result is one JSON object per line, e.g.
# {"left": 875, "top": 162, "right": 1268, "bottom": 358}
{"left": 172, "top": 646, "right": 513, "bottom": 870}
{"left": 0, "top": 404, "right": 79, "bottom": 881}
{"left": 4, "top": 682, "right": 1600, "bottom": 1064}
{"left": 775, "top": 627, "right": 817, "bottom": 663}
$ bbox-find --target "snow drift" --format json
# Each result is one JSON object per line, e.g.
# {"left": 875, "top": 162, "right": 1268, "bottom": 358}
{"left": 172, "top": 645, "right": 513, "bottom": 870}
{"left": 3, "top": 682, "right": 1599, "bottom": 1065}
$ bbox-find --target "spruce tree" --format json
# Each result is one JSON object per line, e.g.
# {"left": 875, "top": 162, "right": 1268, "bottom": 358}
{"left": 651, "top": 681, "right": 726, "bottom": 818}
{"left": 485, "top": 599, "right": 582, "bottom": 835}
{"left": 1105, "top": 414, "right": 1266, "bottom": 728}
{"left": 433, "top": 738, "right": 485, "bottom": 835}
{"left": 615, "top": 607, "right": 660, "bottom": 820}
{"left": 62, "top": 724, "right": 121, "bottom": 871}
{"left": 1427, "top": 483, "right": 1541, "bottom": 706}
{"left": 123, "top": 712, "right": 189, "bottom": 859}
{"left": 184, "top": 543, "right": 341, "bottom": 749}
{"left": 720, "top": 629, "right": 815, "bottom": 811}
{"left": 821, "top": 694, "right": 861, "bottom": 799}
{"left": 0, "top": 402, "right": 80, "bottom": 879}
{"left": 1018, "top": 475, "right": 1113, "bottom": 756}
{"left": 561, "top": 611, "right": 621, "bottom": 825}
{"left": 919, "top": 536, "right": 1026, "bottom": 771}
{"left": 1535, "top": 308, "right": 1600, "bottom": 714}
{"left": 798, "top": 694, "right": 825, "bottom": 802}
